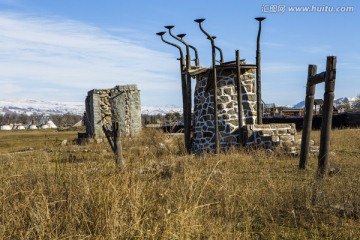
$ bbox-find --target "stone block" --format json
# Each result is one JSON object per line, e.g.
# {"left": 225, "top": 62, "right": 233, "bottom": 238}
{"left": 223, "top": 87, "right": 233, "bottom": 95}
{"left": 270, "top": 124, "right": 291, "bottom": 129}
{"left": 280, "top": 135, "right": 294, "bottom": 142}
{"left": 242, "top": 94, "right": 257, "bottom": 101}
{"left": 277, "top": 129, "right": 288, "bottom": 135}
{"left": 271, "top": 135, "right": 280, "bottom": 142}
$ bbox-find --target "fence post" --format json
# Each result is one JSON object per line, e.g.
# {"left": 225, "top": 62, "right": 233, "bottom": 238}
{"left": 114, "top": 122, "right": 125, "bottom": 169}
{"left": 317, "top": 56, "right": 336, "bottom": 177}
{"left": 299, "top": 64, "right": 317, "bottom": 169}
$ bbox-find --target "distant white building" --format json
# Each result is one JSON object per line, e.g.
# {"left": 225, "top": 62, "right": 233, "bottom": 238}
{"left": 0, "top": 125, "right": 12, "bottom": 130}
{"left": 17, "top": 125, "right": 26, "bottom": 130}
{"left": 28, "top": 124, "right": 37, "bottom": 130}
{"left": 46, "top": 120, "right": 57, "bottom": 129}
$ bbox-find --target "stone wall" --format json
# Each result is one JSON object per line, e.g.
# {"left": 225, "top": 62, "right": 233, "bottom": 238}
{"left": 85, "top": 84, "right": 141, "bottom": 139}
{"left": 243, "top": 123, "right": 297, "bottom": 149}
{"left": 191, "top": 62, "right": 298, "bottom": 153}
{"left": 192, "top": 63, "right": 257, "bottom": 152}
{"left": 111, "top": 85, "right": 142, "bottom": 137}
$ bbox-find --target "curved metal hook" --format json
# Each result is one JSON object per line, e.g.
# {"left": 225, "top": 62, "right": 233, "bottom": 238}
{"left": 207, "top": 36, "right": 223, "bottom": 64}
{"left": 165, "top": 26, "right": 192, "bottom": 68}
{"left": 156, "top": 31, "right": 184, "bottom": 64}
{"left": 177, "top": 34, "right": 199, "bottom": 67}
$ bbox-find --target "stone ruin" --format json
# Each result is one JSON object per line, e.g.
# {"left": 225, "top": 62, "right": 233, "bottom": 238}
{"left": 84, "top": 84, "right": 141, "bottom": 140}
{"left": 190, "top": 61, "right": 297, "bottom": 153}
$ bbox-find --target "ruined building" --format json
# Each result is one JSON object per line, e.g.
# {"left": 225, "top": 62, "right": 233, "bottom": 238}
{"left": 85, "top": 84, "right": 141, "bottom": 139}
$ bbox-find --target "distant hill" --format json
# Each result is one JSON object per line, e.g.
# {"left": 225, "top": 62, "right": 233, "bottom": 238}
{"left": 0, "top": 99, "right": 84, "bottom": 116}
{"left": 0, "top": 97, "right": 357, "bottom": 117}
{"left": 0, "top": 99, "right": 183, "bottom": 116}
{"left": 293, "top": 97, "right": 357, "bottom": 109}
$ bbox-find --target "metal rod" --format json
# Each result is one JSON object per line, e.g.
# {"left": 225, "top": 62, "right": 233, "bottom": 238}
{"left": 177, "top": 33, "right": 200, "bottom": 67}
{"left": 165, "top": 26, "right": 192, "bottom": 154}
{"left": 189, "top": 45, "right": 200, "bottom": 66}
{"left": 317, "top": 56, "right": 337, "bottom": 177}
{"left": 255, "top": 17, "right": 266, "bottom": 124}
{"left": 299, "top": 64, "right": 317, "bottom": 169}
{"left": 156, "top": 31, "right": 188, "bottom": 153}
{"left": 207, "top": 36, "right": 224, "bottom": 64}
{"left": 235, "top": 50, "right": 244, "bottom": 146}
{"left": 194, "top": 18, "right": 220, "bottom": 154}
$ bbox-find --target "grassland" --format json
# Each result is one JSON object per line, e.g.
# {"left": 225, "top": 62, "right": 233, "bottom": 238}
{"left": 0, "top": 128, "right": 359, "bottom": 239}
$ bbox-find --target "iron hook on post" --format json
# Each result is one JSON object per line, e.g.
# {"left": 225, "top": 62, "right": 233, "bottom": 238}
{"left": 207, "top": 36, "right": 224, "bottom": 64}
{"left": 177, "top": 33, "right": 200, "bottom": 67}
{"left": 164, "top": 26, "right": 192, "bottom": 154}
{"left": 194, "top": 18, "right": 220, "bottom": 154}
{"left": 156, "top": 31, "right": 189, "bottom": 153}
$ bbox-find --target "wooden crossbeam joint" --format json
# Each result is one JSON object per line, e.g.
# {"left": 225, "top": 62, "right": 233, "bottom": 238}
{"left": 308, "top": 71, "right": 326, "bottom": 86}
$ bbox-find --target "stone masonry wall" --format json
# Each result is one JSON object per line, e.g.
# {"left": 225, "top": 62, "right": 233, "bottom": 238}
{"left": 111, "top": 85, "right": 141, "bottom": 137}
{"left": 85, "top": 84, "right": 141, "bottom": 139}
{"left": 243, "top": 123, "right": 297, "bottom": 149}
{"left": 192, "top": 65, "right": 257, "bottom": 152}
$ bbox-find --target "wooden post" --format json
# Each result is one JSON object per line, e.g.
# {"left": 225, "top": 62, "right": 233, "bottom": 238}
{"left": 212, "top": 47, "right": 220, "bottom": 154}
{"left": 114, "top": 122, "right": 125, "bottom": 169}
{"left": 299, "top": 64, "right": 317, "bottom": 169}
{"left": 185, "top": 53, "right": 192, "bottom": 154}
{"left": 317, "top": 56, "right": 336, "bottom": 177}
{"left": 180, "top": 60, "right": 189, "bottom": 152}
{"left": 235, "top": 50, "right": 244, "bottom": 146}
{"left": 156, "top": 31, "right": 189, "bottom": 153}
{"left": 255, "top": 17, "right": 266, "bottom": 124}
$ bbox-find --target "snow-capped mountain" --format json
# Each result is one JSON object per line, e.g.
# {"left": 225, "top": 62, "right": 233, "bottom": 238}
{"left": 0, "top": 99, "right": 85, "bottom": 116}
{"left": 141, "top": 105, "right": 183, "bottom": 115}
{"left": 293, "top": 97, "right": 357, "bottom": 109}
{"left": 0, "top": 99, "right": 183, "bottom": 116}
{"left": 1, "top": 97, "right": 356, "bottom": 117}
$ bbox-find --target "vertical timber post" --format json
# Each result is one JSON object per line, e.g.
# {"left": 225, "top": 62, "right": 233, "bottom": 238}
{"left": 165, "top": 27, "right": 193, "bottom": 154}
{"left": 317, "top": 56, "right": 336, "bottom": 177}
{"left": 114, "top": 122, "right": 125, "bottom": 169}
{"left": 194, "top": 18, "right": 220, "bottom": 154}
{"left": 235, "top": 50, "right": 244, "bottom": 146}
{"left": 156, "top": 31, "right": 188, "bottom": 153}
{"left": 255, "top": 17, "right": 266, "bottom": 124}
{"left": 299, "top": 64, "right": 317, "bottom": 169}
{"left": 212, "top": 43, "right": 220, "bottom": 154}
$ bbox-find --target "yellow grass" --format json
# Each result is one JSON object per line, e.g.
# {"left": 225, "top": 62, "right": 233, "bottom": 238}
{"left": 0, "top": 128, "right": 359, "bottom": 239}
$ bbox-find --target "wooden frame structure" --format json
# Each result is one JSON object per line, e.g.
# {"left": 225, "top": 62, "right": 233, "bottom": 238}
{"left": 299, "top": 56, "right": 337, "bottom": 177}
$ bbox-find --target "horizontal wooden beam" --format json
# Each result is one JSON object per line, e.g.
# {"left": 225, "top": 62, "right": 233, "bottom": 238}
{"left": 309, "top": 71, "right": 326, "bottom": 85}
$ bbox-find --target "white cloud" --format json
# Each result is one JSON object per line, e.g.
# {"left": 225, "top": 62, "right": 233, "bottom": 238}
{"left": 262, "top": 62, "right": 303, "bottom": 73}
{"left": 0, "top": 12, "right": 181, "bottom": 105}
{"left": 299, "top": 45, "right": 333, "bottom": 55}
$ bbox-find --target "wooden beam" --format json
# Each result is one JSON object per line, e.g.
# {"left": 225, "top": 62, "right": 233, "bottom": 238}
{"left": 235, "top": 50, "right": 244, "bottom": 146}
{"left": 299, "top": 64, "right": 317, "bottom": 169}
{"left": 309, "top": 71, "right": 326, "bottom": 85}
{"left": 317, "top": 56, "right": 337, "bottom": 177}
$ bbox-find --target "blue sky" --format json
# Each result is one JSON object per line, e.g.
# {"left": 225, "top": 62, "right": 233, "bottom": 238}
{"left": 0, "top": 0, "right": 359, "bottom": 106}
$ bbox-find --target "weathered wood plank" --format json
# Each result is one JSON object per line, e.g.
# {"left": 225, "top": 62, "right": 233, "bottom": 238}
{"left": 317, "top": 56, "right": 337, "bottom": 177}
{"left": 299, "top": 64, "right": 317, "bottom": 169}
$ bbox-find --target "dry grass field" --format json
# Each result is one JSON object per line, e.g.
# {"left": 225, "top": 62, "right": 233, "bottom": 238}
{"left": 0, "top": 128, "right": 359, "bottom": 239}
